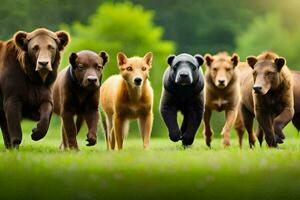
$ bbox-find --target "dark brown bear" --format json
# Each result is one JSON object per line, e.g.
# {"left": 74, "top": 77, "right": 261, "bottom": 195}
{"left": 238, "top": 52, "right": 294, "bottom": 147}
{"left": 0, "top": 28, "right": 69, "bottom": 149}
{"left": 53, "top": 50, "right": 109, "bottom": 150}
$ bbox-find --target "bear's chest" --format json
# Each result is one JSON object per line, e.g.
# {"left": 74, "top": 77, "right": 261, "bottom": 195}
{"left": 23, "top": 85, "right": 51, "bottom": 108}
{"left": 211, "top": 98, "right": 230, "bottom": 112}
{"left": 256, "top": 95, "right": 284, "bottom": 115}
{"left": 118, "top": 102, "right": 149, "bottom": 119}
{"left": 19, "top": 86, "right": 51, "bottom": 121}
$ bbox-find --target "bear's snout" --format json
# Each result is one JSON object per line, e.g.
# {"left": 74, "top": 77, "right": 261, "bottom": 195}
{"left": 134, "top": 77, "right": 143, "bottom": 86}
{"left": 179, "top": 72, "right": 189, "bottom": 78}
{"left": 175, "top": 69, "right": 192, "bottom": 85}
{"left": 253, "top": 85, "right": 263, "bottom": 94}
{"left": 87, "top": 75, "right": 98, "bottom": 83}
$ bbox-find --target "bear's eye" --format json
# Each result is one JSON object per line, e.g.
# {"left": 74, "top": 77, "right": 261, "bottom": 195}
{"left": 212, "top": 67, "right": 217, "bottom": 71}
{"left": 97, "top": 64, "right": 103, "bottom": 70}
{"left": 32, "top": 45, "right": 39, "bottom": 52}
{"left": 266, "top": 71, "right": 274, "bottom": 76}
{"left": 142, "top": 66, "right": 147, "bottom": 71}
{"left": 48, "top": 45, "right": 55, "bottom": 50}
{"left": 126, "top": 66, "right": 133, "bottom": 71}
{"left": 78, "top": 64, "right": 85, "bottom": 70}
{"left": 192, "top": 66, "right": 197, "bottom": 71}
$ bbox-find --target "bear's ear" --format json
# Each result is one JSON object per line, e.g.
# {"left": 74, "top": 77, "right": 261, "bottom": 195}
{"left": 231, "top": 53, "right": 240, "bottom": 67}
{"left": 117, "top": 52, "right": 127, "bottom": 66}
{"left": 56, "top": 31, "right": 70, "bottom": 51}
{"left": 204, "top": 54, "right": 214, "bottom": 67}
{"left": 274, "top": 57, "right": 285, "bottom": 71}
{"left": 246, "top": 56, "right": 257, "bottom": 69}
{"left": 99, "top": 51, "right": 109, "bottom": 66}
{"left": 167, "top": 55, "right": 176, "bottom": 66}
{"left": 144, "top": 52, "right": 153, "bottom": 66}
{"left": 69, "top": 52, "right": 78, "bottom": 68}
{"left": 14, "top": 31, "right": 28, "bottom": 51}
{"left": 194, "top": 54, "right": 204, "bottom": 67}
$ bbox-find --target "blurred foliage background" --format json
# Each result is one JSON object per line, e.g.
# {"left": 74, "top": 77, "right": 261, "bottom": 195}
{"left": 1, "top": 0, "right": 300, "bottom": 138}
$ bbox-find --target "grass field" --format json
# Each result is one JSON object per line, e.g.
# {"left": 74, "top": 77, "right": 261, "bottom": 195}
{"left": 0, "top": 121, "right": 300, "bottom": 200}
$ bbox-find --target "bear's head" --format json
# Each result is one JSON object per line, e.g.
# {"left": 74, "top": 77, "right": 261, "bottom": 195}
{"left": 117, "top": 52, "right": 153, "bottom": 87}
{"left": 247, "top": 52, "right": 286, "bottom": 95}
{"left": 69, "top": 50, "right": 109, "bottom": 90}
{"left": 204, "top": 52, "right": 239, "bottom": 89}
{"left": 14, "top": 28, "right": 70, "bottom": 82}
{"left": 167, "top": 53, "right": 204, "bottom": 86}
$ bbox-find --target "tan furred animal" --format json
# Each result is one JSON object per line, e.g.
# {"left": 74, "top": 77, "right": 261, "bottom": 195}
{"left": 203, "top": 52, "right": 240, "bottom": 147}
{"left": 100, "top": 52, "right": 153, "bottom": 150}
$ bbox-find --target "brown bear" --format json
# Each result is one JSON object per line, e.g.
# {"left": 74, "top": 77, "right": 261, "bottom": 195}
{"left": 53, "top": 50, "right": 109, "bottom": 150}
{"left": 0, "top": 28, "right": 69, "bottom": 149}
{"left": 203, "top": 52, "right": 240, "bottom": 147}
{"left": 237, "top": 52, "right": 294, "bottom": 147}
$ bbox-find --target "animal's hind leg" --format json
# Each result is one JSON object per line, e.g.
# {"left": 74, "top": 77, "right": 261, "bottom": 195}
{"left": 0, "top": 111, "right": 11, "bottom": 149}
{"left": 104, "top": 114, "right": 113, "bottom": 150}
{"left": 241, "top": 105, "right": 256, "bottom": 148}
{"left": 180, "top": 116, "right": 188, "bottom": 134}
{"left": 235, "top": 110, "right": 245, "bottom": 148}
{"left": 292, "top": 114, "right": 300, "bottom": 132}
{"left": 110, "top": 128, "right": 116, "bottom": 150}
{"left": 59, "top": 124, "right": 69, "bottom": 149}
{"left": 203, "top": 108, "right": 213, "bottom": 147}
{"left": 256, "top": 126, "right": 264, "bottom": 147}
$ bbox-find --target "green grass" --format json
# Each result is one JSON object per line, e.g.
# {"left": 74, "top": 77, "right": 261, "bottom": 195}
{"left": 1, "top": 121, "right": 300, "bottom": 200}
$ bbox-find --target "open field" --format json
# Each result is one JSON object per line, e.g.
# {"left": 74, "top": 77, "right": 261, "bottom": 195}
{"left": 0, "top": 121, "right": 300, "bottom": 200}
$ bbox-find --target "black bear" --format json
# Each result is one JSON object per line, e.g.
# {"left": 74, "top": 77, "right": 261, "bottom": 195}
{"left": 159, "top": 53, "right": 205, "bottom": 146}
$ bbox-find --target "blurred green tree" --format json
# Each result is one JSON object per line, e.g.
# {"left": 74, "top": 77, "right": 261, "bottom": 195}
{"left": 236, "top": 12, "right": 300, "bottom": 69}
{"left": 61, "top": 2, "right": 175, "bottom": 136}
{"left": 0, "top": 0, "right": 105, "bottom": 39}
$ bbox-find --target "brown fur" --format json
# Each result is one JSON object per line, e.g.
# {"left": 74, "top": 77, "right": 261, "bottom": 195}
{"left": 234, "top": 62, "right": 256, "bottom": 147}
{"left": 53, "top": 50, "right": 109, "bottom": 150}
{"left": 0, "top": 28, "right": 69, "bottom": 148}
{"left": 100, "top": 52, "right": 153, "bottom": 150}
{"left": 236, "top": 52, "right": 294, "bottom": 147}
{"left": 203, "top": 52, "right": 240, "bottom": 147}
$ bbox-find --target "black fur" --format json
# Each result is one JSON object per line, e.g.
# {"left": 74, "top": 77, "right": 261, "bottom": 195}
{"left": 159, "top": 53, "right": 205, "bottom": 146}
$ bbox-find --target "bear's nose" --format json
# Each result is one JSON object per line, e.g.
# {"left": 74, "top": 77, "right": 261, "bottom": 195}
{"left": 218, "top": 79, "right": 225, "bottom": 85}
{"left": 134, "top": 77, "right": 142, "bottom": 86}
{"left": 253, "top": 86, "right": 262, "bottom": 93}
{"left": 38, "top": 61, "right": 49, "bottom": 67}
{"left": 87, "top": 76, "right": 98, "bottom": 83}
{"left": 179, "top": 73, "right": 189, "bottom": 78}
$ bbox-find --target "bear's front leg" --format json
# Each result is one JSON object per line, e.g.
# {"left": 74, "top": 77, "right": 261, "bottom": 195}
{"left": 138, "top": 111, "right": 153, "bottom": 149}
{"left": 273, "top": 107, "right": 294, "bottom": 144}
{"left": 31, "top": 101, "right": 52, "bottom": 141}
{"left": 4, "top": 98, "right": 23, "bottom": 148}
{"left": 62, "top": 111, "right": 78, "bottom": 149}
{"left": 221, "top": 109, "right": 238, "bottom": 147}
{"left": 84, "top": 110, "right": 99, "bottom": 146}
{"left": 182, "top": 109, "right": 203, "bottom": 146}
{"left": 160, "top": 105, "right": 181, "bottom": 142}
{"left": 255, "top": 110, "right": 277, "bottom": 148}
{"left": 113, "top": 114, "right": 125, "bottom": 150}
